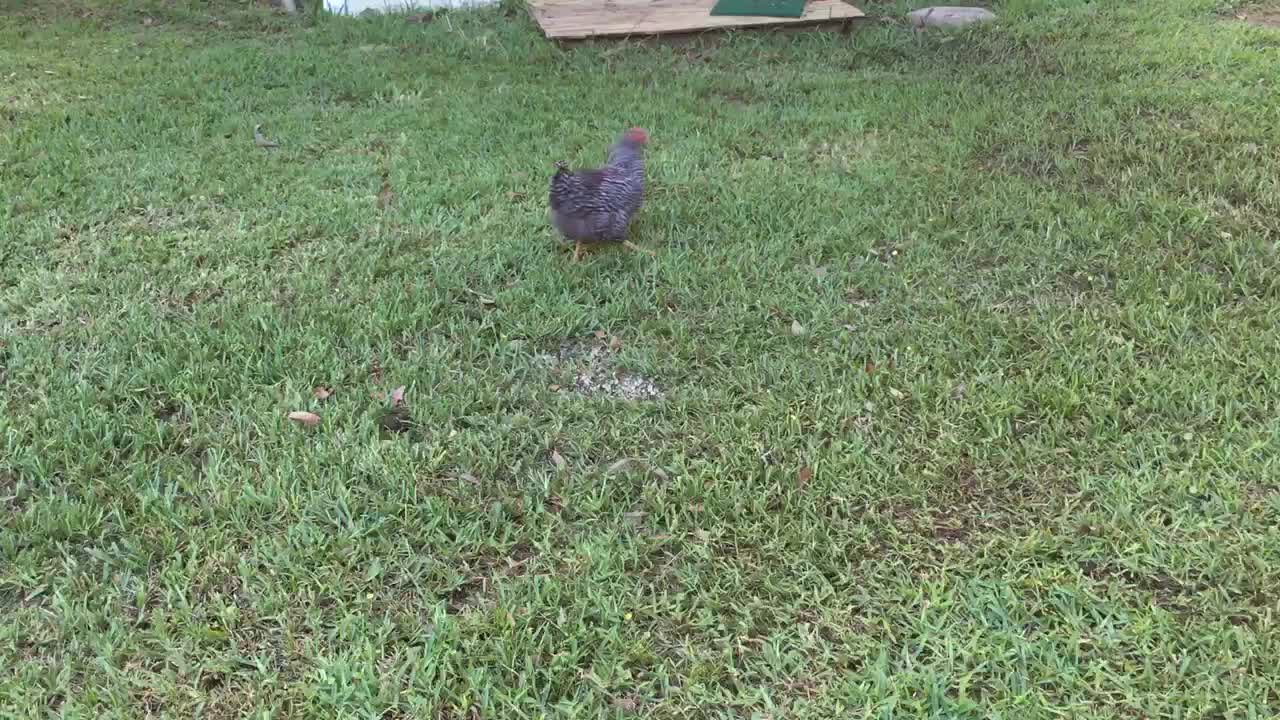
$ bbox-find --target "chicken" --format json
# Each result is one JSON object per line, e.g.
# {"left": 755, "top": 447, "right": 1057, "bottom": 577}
{"left": 549, "top": 127, "right": 653, "bottom": 261}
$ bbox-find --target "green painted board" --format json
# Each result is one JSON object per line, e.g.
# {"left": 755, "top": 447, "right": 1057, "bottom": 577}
{"left": 709, "top": 0, "right": 806, "bottom": 19}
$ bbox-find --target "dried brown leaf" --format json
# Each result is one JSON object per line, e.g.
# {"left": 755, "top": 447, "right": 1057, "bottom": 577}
{"left": 593, "top": 329, "right": 607, "bottom": 340}
{"left": 377, "top": 179, "right": 394, "bottom": 210}
{"left": 607, "top": 459, "right": 634, "bottom": 475}
{"left": 797, "top": 466, "right": 813, "bottom": 486}
{"left": 313, "top": 386, "right": 332, "bottom": 401}
{"left": 287, "top": 410, "right": 320, "bottom": 427}
{"left": 608, "top": 335, "right": 622, "bottom": 352}
{"left": 612, "top": 697, "right": 639, "bottom": 712}
{"left": 549, "top": 449, "right": 567, "bottom": 470}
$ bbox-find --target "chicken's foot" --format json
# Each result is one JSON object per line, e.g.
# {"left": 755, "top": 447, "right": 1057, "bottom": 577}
{"left": 623, "top": 241, "right": 656, "bottom": 257}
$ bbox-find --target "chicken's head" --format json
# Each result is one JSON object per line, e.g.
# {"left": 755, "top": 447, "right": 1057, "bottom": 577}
{"left": 622, "top": 127, "right": 648, "bottom": 146}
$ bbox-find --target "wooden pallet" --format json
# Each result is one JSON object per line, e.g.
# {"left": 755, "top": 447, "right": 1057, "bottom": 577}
{"left": 526, "top": 0, "right": 865, "bottom": 41}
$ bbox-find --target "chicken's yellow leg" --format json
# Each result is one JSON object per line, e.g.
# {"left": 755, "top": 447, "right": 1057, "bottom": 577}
{"left": 623, "top": 240, "right": 656, "bottom": 257}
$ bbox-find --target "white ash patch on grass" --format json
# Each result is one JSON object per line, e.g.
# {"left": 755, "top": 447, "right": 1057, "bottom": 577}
{"left": 540, "top": 337, "right": 662, "bottom": 401}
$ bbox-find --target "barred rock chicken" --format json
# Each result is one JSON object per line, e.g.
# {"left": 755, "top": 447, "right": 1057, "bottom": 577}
{"left": 549, "top": 127, "right": 653, "bottom": 262}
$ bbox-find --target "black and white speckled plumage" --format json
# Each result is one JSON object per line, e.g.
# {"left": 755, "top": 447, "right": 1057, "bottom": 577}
{"left": 549, "top": 128, "right": 646, "bottom": 244}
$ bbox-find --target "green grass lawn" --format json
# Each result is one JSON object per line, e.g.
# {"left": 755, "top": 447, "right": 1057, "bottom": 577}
{"left": 2, "top": 0, "right": 1279, "bottom": 716}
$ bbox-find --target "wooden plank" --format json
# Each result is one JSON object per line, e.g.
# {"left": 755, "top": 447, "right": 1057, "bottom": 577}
{"left": 527, "top": 0, "right": 865, "bottom": 41}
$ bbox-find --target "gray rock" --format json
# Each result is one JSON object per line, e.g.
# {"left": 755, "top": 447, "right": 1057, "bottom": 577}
{"left": 908, "top": 6, "right": 997, "bottom": 29}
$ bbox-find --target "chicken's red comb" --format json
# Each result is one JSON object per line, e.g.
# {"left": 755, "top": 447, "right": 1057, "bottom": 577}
{"left": 624, "top": 127, "right": 648, "bottom": 144}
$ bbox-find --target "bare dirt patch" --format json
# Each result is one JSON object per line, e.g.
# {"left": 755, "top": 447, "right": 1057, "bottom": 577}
{"left": 542, "top": 336, "right": 662, "bottom": 401}
{"left": 880, "top": 459, "right": 1080, "bottom": 547}
{"left": 1235, "top": 6, "right": 1280, "bottom": 28}
{"left": 976, "top": 138, "right": 1090, "bottom": 182}
{"left": 1078, "top": 559, "right": 1205, "bottom": 611}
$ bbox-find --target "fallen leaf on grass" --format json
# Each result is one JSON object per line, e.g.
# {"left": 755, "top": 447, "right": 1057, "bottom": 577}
{"left": 791, "top": 320, "right": 807, "bottom": 336}
{"left": 390, "top": 386, "right": 406, "bottom": 406}
{"left": 253, "top": 124, "right": 279, "bottom": 149}
{"left": 549, "top": 449, "right": 567, "bottom": 470}
{"left": 287, "top": 410, "right": 320, "bottom": 427}
{"left": 548, "top": 384, "right": 561, "bottom": 392}
{"left": 607, "top": 458, "right": 639, "bottom": 475}
{"left": 608, "top": 335, "right": 622, "bottom": 352}
{"left": 612, "top": 697, "right": 639, "bottom": 712}
{"left": 462, "top": 288, "right": 496, "bottom": 306}
{"left": 593, "top": 329, "right": 608, "bottom": 340}
{"left": 607, "top": 458, "right": 670, "bottom": 481}
{"left": 797, "top": 466, "right": 812, "bottom": 486}
{"left": 313, "top": 387, "right": 332, "bottom": 401}
{"left": 888, "top": 387, "right": 905, "bottom": 399}
{"left": 377, "top": 175, "right": 394, "bottom": 210}
{"left": 864, "top": 359, "right": 875, "bottom": 375}
{"left": 507, "top": 191, "right": 527, "bottom": 201}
